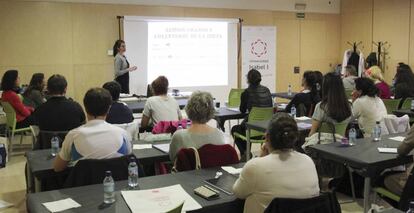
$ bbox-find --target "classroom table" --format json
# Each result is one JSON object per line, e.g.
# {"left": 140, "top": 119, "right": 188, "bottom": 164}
{"left": 244, "top": 118, "right": 312, "bottom": 160}
{"left": 25, "top": 140, "right": 170, "bottom": 193}
{"left": 26, "top": 164, "right": 245, "bottom": 213}
{"left": 271, "top": 92, "right": 297, "bottom": 100}
{"left": 393, "top": 109, "right": 414, "bottom": 117}
{"left": 213, "top": 107, "right": 246, "bottom": 131}
{"left": 125, "top": 98, "right": 188, "bottom": 113}
{"left": 308, "top": 133, "right": 413, "bottom": 213}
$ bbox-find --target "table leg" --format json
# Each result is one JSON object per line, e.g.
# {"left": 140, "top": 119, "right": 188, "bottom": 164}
{"left": 363, "top": 177, "right": 371, "bottom": 213}
{"left": 26, "top": 163, "right": 33, "bottom": 193}
{"left": 246, "top": 127, "right": 251, "bottom": 161}
{"left": 34, "top": 177, "right": 41, "bottom": 193}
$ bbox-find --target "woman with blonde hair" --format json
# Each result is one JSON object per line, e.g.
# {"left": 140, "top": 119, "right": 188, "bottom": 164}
{"left": 365, "top": 66, "right": 391, "bottom": 99}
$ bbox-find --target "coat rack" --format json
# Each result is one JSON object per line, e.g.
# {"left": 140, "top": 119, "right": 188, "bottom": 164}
{"left": 347, "top": 41, "right": 363, "bottom": 52}
{"left": 373, "top": 41, "right": 390, "bottom": 72}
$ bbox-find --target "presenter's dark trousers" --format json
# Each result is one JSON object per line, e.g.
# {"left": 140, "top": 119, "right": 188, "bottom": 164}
{"left": 116, "top": 72, "right": 129, "bottom": 94}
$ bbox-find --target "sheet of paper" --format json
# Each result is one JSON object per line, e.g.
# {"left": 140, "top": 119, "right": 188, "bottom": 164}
{"left": 226, "top": 107, "right": 240, "bottom": 112}
{"left": 120, "top": 93, "right": 133, "bottom": 98}
{"left": 389, "top": 136, "right": 406, "bottom": 142}
{"left": 0, "top": 200, "right": 13, "bottom": 210}
{"left": 119, "top": 97, "right": 139, "bottom": 102}
{"left": 153, "top": 144, "right": 170, "bottom": 153}
{"left": 277, "top": 104, "right": 287, "bottom": 110}
{"left": 378, "top": 147, "right": 398, "bottom": 154}
{"left": 297, "top": 122, "right": 312, "bottom": 129}
{"left": 133, "top": 144, "right": 152, "bottom": 150}
{"left": 121, "top": 184, "right": 201, "bottom": 213}
{"left": 221, "top": 166, "right": 242, "bottom": 175}
{"left": 42, "top": 198, "right": 81, "bottom": 212}
{"left": 295, "top": 116, "right": 311, "bottom": 121}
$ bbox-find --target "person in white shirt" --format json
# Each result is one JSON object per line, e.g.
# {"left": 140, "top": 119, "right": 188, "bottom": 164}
{"left": 352, "top": 77, "right": 387, "bottom": 137}
{"left": 233, "top": 113, "right": 320, "bottom": 213}
{"left": 53, "top": 88, "right": 132, "bottom": 172}
{"left": 141, "top": 76, "right": 182, "bottom": 128}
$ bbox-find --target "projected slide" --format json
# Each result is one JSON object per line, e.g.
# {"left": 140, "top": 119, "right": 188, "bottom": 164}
{"left": 147, "top": 21, "right": 228, "bottom": 87}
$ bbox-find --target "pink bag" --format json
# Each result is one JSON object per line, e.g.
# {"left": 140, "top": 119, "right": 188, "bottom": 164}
{"left": 151, "top": 119, "right": 189, "bottom": 134}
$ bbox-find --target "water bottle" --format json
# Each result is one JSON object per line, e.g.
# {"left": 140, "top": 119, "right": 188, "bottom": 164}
{"left": 290, "top": 105, "right": 296, "bottom": 119}
{"left": 50, "top": 136, "right": 60, "bottom": 157}
{"left": 103, "top": 171, "right": 115, "bottom": 204}
{"left": 177, "top": 123, "right": 183, "bottom": 131}
{"left": 128, "top": 157, "right": 139, "bottom": 189}
{"left": 411, "top": 99, "right": 414, "bottom": 111}
{"left": 372, "top": 121, "right": 381, "bottom": 142}
{"left": 288, "top": 84, "right": 292, "bottom": 96}
{"left": 407, "top": 201, "right": 414, "bottom": 213}
{"left": 348, "top": 125, "right": 357, "bottom": 145}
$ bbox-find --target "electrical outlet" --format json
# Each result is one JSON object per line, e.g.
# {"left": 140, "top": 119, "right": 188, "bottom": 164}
{"left": 107, "top": 49, "right": 113, "bottom": 56}
{"left": 294, "top": 66, "right": 300, "bottom": 74}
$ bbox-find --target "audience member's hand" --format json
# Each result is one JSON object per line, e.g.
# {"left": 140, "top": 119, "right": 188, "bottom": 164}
{"left": 351, "top": 90, "right": 360, "bottom": 102}
{"left": 260, "top": 143, "right": 270, "bottom": 157}
{"left": 128, "top": 66, "right": 138, "bottom": 72}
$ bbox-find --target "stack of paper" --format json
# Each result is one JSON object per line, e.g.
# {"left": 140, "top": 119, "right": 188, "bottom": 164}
{"left": 119, "top": 97, "right": 139, "bottom": 102}
{"left": 227, "top": 107, "right": 240, "bottom": 112}
{"left": 133, "top": 144, "right": 152, "bottom": 150}
{"left": 221, "top": 166, "right": 243, "bottom": 175}
{"left": 42, "top": 198, "right": 81, "bottom": 212}
{"left": 389, "top": 136, "right": 406, "bottom": 142}
{"left": 121, "top": 184, "right": 201, "bottom": 213}
{"left": 378, "top": 147, "right": 398, "bottom": 154}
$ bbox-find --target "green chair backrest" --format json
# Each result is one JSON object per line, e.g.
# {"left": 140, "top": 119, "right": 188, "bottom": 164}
{"left": 249, "top": 107, "right": 274, "bottom": 138}
{"left": 383, "top": 99, "right": 402, "bottom": 114}
{"left": 227, "top": 89, "right": 244, "bottom": 108}
{"left": 1, "top": 101, "right": 17, "bottom": 131}
{"left": 318, "top": 121, "right": 349, "bottom": 137}
{"left": 401, "top": 98, "right": 413, "bottom": 110}
{"left": 345, "top": 90, "right": 353, "bottom": 99}
{"left": 166, "top": 201, "right": 184, "bottom": 213}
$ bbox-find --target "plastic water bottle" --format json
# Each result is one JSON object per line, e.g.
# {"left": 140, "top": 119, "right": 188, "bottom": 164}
{"left": 290, "top": 105, "right": 296, "bottom": 119}
{"left": 128, "top": 157, "right": 139, "bottom": 189}
{"left": 177, "top": 123, "right": 183, "bottom": 131}
{"left": 411, "top": 99, "right": 414, "bottom": 111}
{"left": 407, "top": 201, "right": 414, "bottom": 213}
{"left": 372, "top": 121, "right": 381, "bottom": 142}
{"left": 288, "top": 84, "right": 292, "bottom": 96}
{"left": 50, "top": 136, "right": 60, "bottom": 157}
{"left": 348, "top": 125, "right": 357, "bottom": 145}
{"left": 103, "top": 171, "right": 115, "bottom": 204}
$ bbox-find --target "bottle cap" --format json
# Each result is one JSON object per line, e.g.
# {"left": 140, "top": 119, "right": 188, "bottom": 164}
{"left": 105, "top": 171, "right": 112, "bottom": 176}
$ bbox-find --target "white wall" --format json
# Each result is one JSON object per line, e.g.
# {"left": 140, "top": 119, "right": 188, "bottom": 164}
{"left": 22, "top": 0, "right": 341, "bottom": 14}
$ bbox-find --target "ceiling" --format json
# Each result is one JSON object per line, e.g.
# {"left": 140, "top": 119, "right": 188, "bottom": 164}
{"left": 21, "top": 0, "right": 341, "bottom": 14}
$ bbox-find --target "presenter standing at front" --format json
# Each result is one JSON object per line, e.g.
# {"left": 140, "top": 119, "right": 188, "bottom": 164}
{"left": 113, "top": 39, "right": 137, "bottom": 94}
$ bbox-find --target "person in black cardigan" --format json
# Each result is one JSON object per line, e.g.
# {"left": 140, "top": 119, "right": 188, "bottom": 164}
{"left": 393, "top": 63, "right": 414, "bottom": 109}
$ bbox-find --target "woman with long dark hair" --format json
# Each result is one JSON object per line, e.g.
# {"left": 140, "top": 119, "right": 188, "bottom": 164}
{"left": 1, "top": 70, "right": 34, "bottom": 128}
{"left": 393, "top": 63, "right": 414, "bottom": 108}
{"left": 23, "top": 73, "right": 46, "bottom": 108}
{"left": 285, "top": 71, "right": 320, "bottom": 116}
{"left": 352, "top": 77, "right": 387, "bottom": 136}
{"left": 113, "top": 39, "right": 137, "bottom": 94}
{"left": 309, "top": 72, "right": 352, "bottom": 136}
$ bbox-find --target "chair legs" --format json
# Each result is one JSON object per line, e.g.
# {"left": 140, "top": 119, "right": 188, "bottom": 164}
{"left": 9, "top": 131, "right": 14, "bottom": 158}
{"left": 348, "top": 167, "right": 357, "bottom": 201}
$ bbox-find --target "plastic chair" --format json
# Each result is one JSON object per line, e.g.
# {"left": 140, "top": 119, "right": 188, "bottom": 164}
{"left": 345, "top": 90, "right": 353, "bottom": 99}
{"left": 373, "top": 166, "right": 414, "bottom": 211}
{"left": 227, "top": 88, "right": 244, "bottom": 108}
{"left": 234, "top": 107, "right": 273, "bottom": 145}
{"left": 383, "top": 99, "right": 402, "bottom": 114}
{"left": 166, "top": 201, "right": 184, "bottom": 213}
{"left": 1, "top": 101, "right": 32, "bottom": 157}
{"left": 400, "top": 97, "right": 413, "bottom": 110}
{"left": 318, "top": 121, "right": 349, "bottom": 137}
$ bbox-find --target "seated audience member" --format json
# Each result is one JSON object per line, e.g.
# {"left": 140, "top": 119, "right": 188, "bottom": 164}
{"left": 313, "top": 70, "right": 323, "bottom": 98}
{"left": 169, "top": 91, "right": 225, "bottom": 161}
{"left": 285, "top": 71, "right": 320, "bottom": 116}
{"left": 352, "top": 77, "right": 387, "bottom": 137}
{"left": 231, "top": 69, "right": 272, "bottom": 158}
{"left": 233, "top": 113, "right": 320, "bottom": 213}
{"left": 23, "top": 73, "right": 46, "bottom": 108}
{"left": 342, "top": 65, "right": 358, "bottom": 91}
{"left": 53, "top": 88, "right": 132, "bottom": 172}
{"left": 309, "top": 72, "right": 352, "bottom": 136}
{"left": 384, "top": 126, "right": 414, "bottom": 196}
{"left": 33, "top": 75, "right": 85, "bottom": 131}
{"left": 365, "top": 66, "right": 391, "bottom": 99}
{"left": 393, "top": 63, "right": 414, "bottom": 108}
{"left": 102, "top": 81, "right": 133, "bottom": 124}
{"left": 141, "top": 76, "right": 182, "bottom": 128}
{"left": 1, "top": 70, "right": 34, "bottom": 128}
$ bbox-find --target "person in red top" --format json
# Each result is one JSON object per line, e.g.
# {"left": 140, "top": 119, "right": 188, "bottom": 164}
{"left": 1, "top": 70, "right": 34, "bottom": 128}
